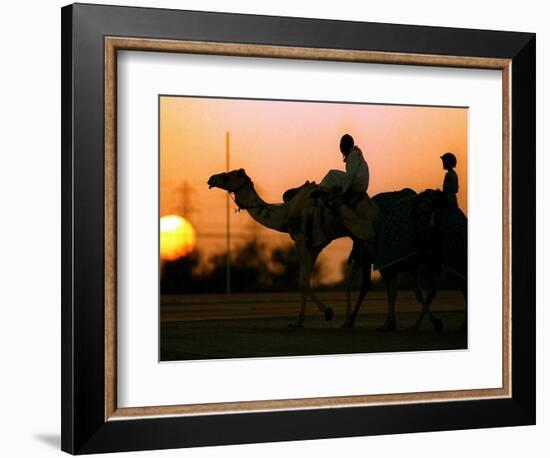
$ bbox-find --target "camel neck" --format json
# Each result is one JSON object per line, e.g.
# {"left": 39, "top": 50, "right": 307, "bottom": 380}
{"left": 233, "top": 185, "right": 289, "bottom": 233}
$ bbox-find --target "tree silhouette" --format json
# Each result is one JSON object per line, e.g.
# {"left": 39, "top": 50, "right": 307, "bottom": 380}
{"left": 161, "top": 250, "right": 203, "bottom": 294}
{"left": 161, "top": 238, "right": 331, "bottom": 294}
{"left": 270, "top": 244, "right": 322, "bottom": 291}
{"left": 207, "top": 239, "right": 272, "bottom": 293}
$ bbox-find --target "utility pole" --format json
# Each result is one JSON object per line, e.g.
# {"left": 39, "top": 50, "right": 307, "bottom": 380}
{"left": 225, "top": 132, "right": 231, "bottom": 295}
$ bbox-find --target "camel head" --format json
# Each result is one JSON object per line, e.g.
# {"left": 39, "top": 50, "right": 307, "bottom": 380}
{"left": 208, "top": 168, "right": 252, "bottom": 192}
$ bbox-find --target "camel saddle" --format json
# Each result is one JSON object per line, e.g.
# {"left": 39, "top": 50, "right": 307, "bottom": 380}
{"left": 372, "top": 188, "right": 467, "bottom": 278}
{"left": 284, "top": 182, "right": 338, "bottom": 249}
{"left": 344, "top": 190, "right": 369, "bottom": 211}
{"left": 283, "top": 181, "right": 314, "bottom": 203}
{"left": 284, "top": 183, "right": 370, "bottom": 212}
{"left": 284, "top": 182, "right": 380, "bottom": 250}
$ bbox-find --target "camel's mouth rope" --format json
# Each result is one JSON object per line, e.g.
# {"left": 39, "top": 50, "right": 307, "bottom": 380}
{"left": 227, "top": 191, "right": 243, "bottom": 212}
{"left": 225, "top": 177, "right": 265, "bottom": 213}
{"left": 228, "top": 191, "right": 266, "bottom": 213}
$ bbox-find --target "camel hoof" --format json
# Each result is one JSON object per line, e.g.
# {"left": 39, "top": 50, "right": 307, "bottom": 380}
{"left": 341, "top": 320, "right": 354, "bottom": 328}
{"left": 377, "top": 317, "right": 397, "bottom": 332}
{"left": 432, "top": 318, "right": 443, "bottom": 333}
{"left": 433, "top": 318, "right": 444, "bottom": 333}
{"left": 324, "top": 307, "right": 334, "bottom": 321}
{"left": 288, "top": 322, "right": 304, "bottom": 329}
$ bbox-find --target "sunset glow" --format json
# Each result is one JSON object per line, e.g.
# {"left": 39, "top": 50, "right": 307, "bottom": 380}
{"left": 160, "top": 215, "right": 196, "bottom": 261}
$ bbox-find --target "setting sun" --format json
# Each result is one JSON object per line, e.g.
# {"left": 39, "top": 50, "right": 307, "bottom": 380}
{"left": 160, "top": 215, "right": 196, "bottom": 261}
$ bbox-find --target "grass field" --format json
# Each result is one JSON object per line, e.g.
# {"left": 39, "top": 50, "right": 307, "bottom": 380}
{"left": 160, "top": 290, "right": 467, "bottom": 361}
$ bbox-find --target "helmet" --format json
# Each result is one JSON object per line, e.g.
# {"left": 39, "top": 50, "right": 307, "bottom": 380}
{"left": 440, "top": 152, "right": 457, "bottom": 168}
{"left": 340, "top": 134, "right": 355, "bottom": 155}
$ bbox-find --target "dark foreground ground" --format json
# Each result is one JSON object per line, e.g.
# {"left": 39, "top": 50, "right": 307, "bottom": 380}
{"left": 160, "top": 291, "right": 467, "bottom": 361}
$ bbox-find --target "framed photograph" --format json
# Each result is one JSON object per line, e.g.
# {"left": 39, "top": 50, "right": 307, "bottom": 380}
{"left": 61, "top": 3, "right": 536, "bottom": 454}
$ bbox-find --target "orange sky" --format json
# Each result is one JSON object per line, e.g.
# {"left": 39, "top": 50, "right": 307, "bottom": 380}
{"left": 160, "top": 96, "right": 468, "bottom": 283}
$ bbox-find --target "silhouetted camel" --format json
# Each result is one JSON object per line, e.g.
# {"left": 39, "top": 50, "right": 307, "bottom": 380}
{"left": 343, "top": 190, "right": 467, "bottom": 332}
{"left": 208, "top": 169, "right": 348, "bottom": 327}
{"left": 209, "top": 169, "right": 467, "bottom": 331}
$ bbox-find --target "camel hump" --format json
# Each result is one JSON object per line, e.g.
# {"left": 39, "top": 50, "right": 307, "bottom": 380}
{"left": 372, "top": 188, "right": 417, "bottom": 214}
{"left": 283, "top": 181, "right": 316, "bottom": 202}
{"left": 372, "top": 188, "right": 419, "bottom": 270}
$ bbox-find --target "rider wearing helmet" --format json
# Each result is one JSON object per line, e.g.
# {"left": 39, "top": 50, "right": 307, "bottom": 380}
{"left": 316, "top": 134, "right": 370, "bottom": 195}
{"left": 440, "top": 152, "right": 458, "bottom": 206}
{"left": 312, "top": 134, "right": 378, "bottom": 253}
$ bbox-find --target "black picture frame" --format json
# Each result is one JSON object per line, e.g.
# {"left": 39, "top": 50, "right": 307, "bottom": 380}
{"left": 61, "top": 3, "right": 535, "bottom": 454}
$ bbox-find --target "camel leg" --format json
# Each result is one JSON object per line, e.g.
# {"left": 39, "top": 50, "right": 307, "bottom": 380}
{"left": 346, "top": 258, "right": 372, "bottom": 328}
{"left": 291, "top": 272, "right": 309, "bottom": 327}
{"left": 345, "top": 259, "right": 355, "bottom": 321}
{"left": 378, "top": 270, "right": 397, "bottom": 331}
{"left": 411, "top": 273, "right": 441, "bottom": 332}
{"left": 460, "top": 279, "right": 468, "bottom": 333}
{"left": 411, "top": 279, "right": 427, "bottom": 330}
{"left": 342, "top": 259, "right": 361, "bottom": 327}
{"left": 424, "top": 277, "right": 442, "bottom": 333}
{"left": 304, "top": 248, "right": 334, "bottom": 321}
{"left": 307, "top": 289, "right": 334, "bottom": 321}
{"left": 344, "top": 241, "right": 359, "bottom": 322}
{"left": 289, "top": 238, "right": 309, "bottom": 328}
{"left": 290, "top": 241, "right": 333, "bottom": 326}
